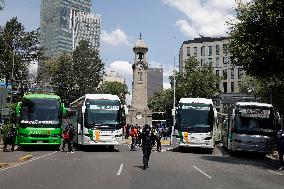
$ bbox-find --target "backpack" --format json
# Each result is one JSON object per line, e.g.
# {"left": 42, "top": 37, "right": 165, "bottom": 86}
{"left": 7, "top": 129, "right": 16, "bottom": 140}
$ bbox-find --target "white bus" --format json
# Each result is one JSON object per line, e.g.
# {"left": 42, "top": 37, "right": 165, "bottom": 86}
{"left": 69, "top": 94, "right": 126, "bottom": 149}
{"left": 174, "top": 98, "right": 219, "bottom": 150}
{"left": 222, "top": 102, "right": 277, "bottom": 153}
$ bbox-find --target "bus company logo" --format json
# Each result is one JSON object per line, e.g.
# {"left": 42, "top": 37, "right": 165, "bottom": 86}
{"left": 30, "top": 130, "right": 41, "bottom": 135}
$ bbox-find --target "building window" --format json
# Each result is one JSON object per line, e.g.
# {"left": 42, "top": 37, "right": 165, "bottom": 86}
{"left": 201, "top": 59, "right": 205, "bottom": 66}
{"left": 231, "top": 68, "right": 235, "bottom": 79}
{"left": 231, "top": 82, "right": 235, "bottom": 93}
{"left": 223, "top": 44, "right": 228, "bottom": 55}
{"left": 216, "top": 57, "right": 220, "bottom": 67}
{"left": 216, "top": 70, "right": 219, "bottom": 76}
{"left": 223, "top": 69, "right": 227, "bottom": 79}
{"left": 216, "top": 45, "right": 220, "bottom": 55}
{"left": 208, "top": 58, "right": 213, "bottom": 67}
{"left": 223, "top": 57, "right": 228, "bottom": 64}
{"left": 208, "top": 46, "right": 212, "bottom": 56}
{"left": 138, "top": 72, "right": 143, "bottom": 82}
{"left": 223, "top": 82, "right": 227, "bottom": 93}
{"left": 238, "top": 68, "right": 243, "bottom": 79}
{"left": 201, "top": 46, "right": 205, "bottom": 56}
{"left": 186, "top": 47, "right": 190, "bottom": 56}
{"left": 194, "top": 47, "right": 198, "bottom": 56}
{"left": 216, "top": 83, "right": 220, "bottom": 91}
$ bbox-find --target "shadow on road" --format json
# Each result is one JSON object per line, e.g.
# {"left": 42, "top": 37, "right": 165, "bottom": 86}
{"left": 171, "top": 146, "right": 213, "bottom": 154}
{"left": 76, "top": 145, "right": 119, "bottom": 152}
{"left": 17, "top": 145, "right": 60, "bottom": 152}
{"left": 133, "top": 165, "right": 146, "bottom": 170}
{"left": 201, "top": 150, "right": 280, "bottom": 170}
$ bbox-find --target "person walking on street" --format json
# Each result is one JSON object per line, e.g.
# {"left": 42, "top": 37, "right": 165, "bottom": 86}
{"left": 141, "top": 124, "right": 155, "bottom": 170}
{"left": 152, "top": 126, "right": 161, "bottom": 152}
{"left": 130, "top": 125, "right": 138, "bottom": 151}
{"left": 276, "top": 129, "right": 284, "bottom": 170}
{"left": 3, "top": 126, "right": 16, "bottom": 152}
{"left": 62, "top": 124, "right": 75, "bottom": 153}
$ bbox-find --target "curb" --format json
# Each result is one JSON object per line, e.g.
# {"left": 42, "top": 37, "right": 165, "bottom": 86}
{"left": 0, "top": 163, "right": 9, "bottom": 168}
{"left": 17, "top": 154, "right": 33, "bottom": 162}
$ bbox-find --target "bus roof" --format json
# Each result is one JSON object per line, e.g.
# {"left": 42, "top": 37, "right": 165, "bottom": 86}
{"left": 236, "top": 102, "right": 273, "bottom": 108}
{"left": 85, "top": 94, "right": 120, "bottom": 101}
{"left": 23, "top": 93, "right": 60, "bottom": 100}
{"left": 179, "top": 98, "right": 213, "bottom": 105}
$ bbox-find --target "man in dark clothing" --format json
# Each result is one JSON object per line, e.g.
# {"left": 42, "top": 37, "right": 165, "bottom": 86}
{"left": 62, "top": 124, "right": 75, "bottom": 153}
{"left": 276, "top": 130, "right": 284, "bottom": 170}
{"left": 3, "top": 127, "right": 16, "bottom": 152}
{"left": 141, "top": 124, "right": 155, "bottom": 170}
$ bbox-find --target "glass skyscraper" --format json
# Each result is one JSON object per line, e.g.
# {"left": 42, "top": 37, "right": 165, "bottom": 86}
{"left": 40, "top": 0, "right": 100, "bottom": 58}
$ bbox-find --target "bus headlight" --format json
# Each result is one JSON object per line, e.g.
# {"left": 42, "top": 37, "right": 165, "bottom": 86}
{"left": 52, "top": 134, "right": 60, "bottom": 138}
{"left": 204, "top": 137, "right": 212, "bottom": 140}
{"left": 20, "top": 133, "right": 28, "bottom": 137}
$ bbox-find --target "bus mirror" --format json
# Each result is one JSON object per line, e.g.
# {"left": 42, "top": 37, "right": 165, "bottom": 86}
{"left": 172, "top": 108, "right": 176, "bottom": 116}
{"left": 82, "top": 106, "right": 86, "bottom": 114}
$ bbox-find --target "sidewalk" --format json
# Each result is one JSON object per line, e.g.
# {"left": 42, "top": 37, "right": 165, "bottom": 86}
{"left": 0, "top": 144, "right": 33, "bottom": 168}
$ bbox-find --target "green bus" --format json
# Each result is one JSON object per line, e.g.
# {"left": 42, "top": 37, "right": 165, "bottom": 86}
{"left": 15, "top": 93, "right": 66, "bottom": 148}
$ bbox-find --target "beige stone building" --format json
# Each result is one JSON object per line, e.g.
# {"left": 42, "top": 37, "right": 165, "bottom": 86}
{"left": 179, "top": 36, "right": 245, "bottom": 94}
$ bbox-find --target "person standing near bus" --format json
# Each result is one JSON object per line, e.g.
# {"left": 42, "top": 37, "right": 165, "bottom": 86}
{"left": 130, "top": 125, "right": 138, "bottom": 151}
{"left": 62, "top": 124, "right": 74, "bottom": 153}
{"left": 276, "top": 129, "right": 284, "bottom": 170}
{"left": 3, "top": 126, "right": 16, "bottom": 152}
{"left": 141, "top": 124, "right": 155, "bottom": 170}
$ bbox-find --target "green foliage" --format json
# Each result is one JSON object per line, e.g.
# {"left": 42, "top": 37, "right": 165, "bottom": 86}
{"left": 148, "top": 57, "right": 220, "bottom": 116}
{"left": 174, "top": 57, "right": 220, "bottom": 100}
{"left": 48, "top": 40, "right": 104, "bottom": 104}
{"left": 72, "top": 40, "right": 104, "bottom": 99}
{"left": 99, "top": 81, "right": 128, "bottom": 104}
{"left": 0, "top": 17, "right": 43, "bottom": 87}
{"left": 229, "top": 0, "right": 284, "bottom": 79}
{"left": 228, "top": 0, "right": 284, "bottom": 113}
{"left": 148, "top": 89, "right": 173, "bottom": 112}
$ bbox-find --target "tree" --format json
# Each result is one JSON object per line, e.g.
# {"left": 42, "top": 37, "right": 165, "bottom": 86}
{"left": 173, "top": 57, "right": 220, "bottom": 101}
{"left": 228, "top": 0, "right": 284, "bottom": 113}
{"left": 49, "top": 54, "right": 74, "bottom": 104}
{"left": 148, "top": 88, "right": 173, "bottom": 112}
{"left": 72, "top": 40, "right": 104, "bottom": 100}
{"left": 99, "top": 81, "right": 128, "bottom": 104}
{"left": 229, "top": 0, "right": 284, "bottom": 80}
{"left": 0, "top": 17, "right": 43, "bottom": 88}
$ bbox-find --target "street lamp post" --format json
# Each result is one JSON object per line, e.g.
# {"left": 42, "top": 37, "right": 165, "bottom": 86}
{"left": 171, "top": 55, "right": 176, "bottom": 145}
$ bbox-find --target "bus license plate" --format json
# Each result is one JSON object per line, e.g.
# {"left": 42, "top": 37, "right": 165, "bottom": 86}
{"left": 37, "top": 141, "right": 44, "bottom": 143}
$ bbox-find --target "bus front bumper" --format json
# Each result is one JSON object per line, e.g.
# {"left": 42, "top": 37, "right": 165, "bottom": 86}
{"left": 232, "top": 141, "right": 274, "bottom": 153}
{"left": 179, "top": 141, "right": 214, "bottom": 149}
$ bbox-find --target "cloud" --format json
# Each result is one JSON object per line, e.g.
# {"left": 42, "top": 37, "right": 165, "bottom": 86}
{"left": 101, "top": 28, "right": 130, "bottom": 46}
{"left": 163, "top": 82, "right": 171, "bottom": 89}
{"left": 163, "top": 0, "right": 242, "bottom": 38}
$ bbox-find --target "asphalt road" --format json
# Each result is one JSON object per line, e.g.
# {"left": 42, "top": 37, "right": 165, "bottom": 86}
{"left": 0, "top": 145, "right": 284, "bottom": 189}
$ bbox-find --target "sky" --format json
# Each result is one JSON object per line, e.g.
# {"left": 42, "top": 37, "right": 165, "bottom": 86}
{"left": 0, "top": 0, "right": 249, "bottom": 102}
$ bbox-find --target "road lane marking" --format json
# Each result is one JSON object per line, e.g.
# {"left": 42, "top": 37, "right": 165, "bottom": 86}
{"left": 117, "top": 164, "right": 124, "bottom": 175}
{"left": 268, "top": 170, "right": 283, "bottom": 176}
{"left": 193, "top": 166, "right": 212, "bottom": 179}
{"left": 0, "top": 151, "right": 57, "bottom": 173}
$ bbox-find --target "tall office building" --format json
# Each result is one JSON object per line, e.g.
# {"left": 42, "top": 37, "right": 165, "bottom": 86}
{"left": 179, "top": 37, "right": 245, "bottom": 94}
{"left": 147, "top": 68, "right": 163, "bottom": 100}
{"left": 40, "top": 0, "right": 100, "bottom": 58}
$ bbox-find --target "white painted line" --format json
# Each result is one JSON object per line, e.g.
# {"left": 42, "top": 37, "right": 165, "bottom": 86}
{"left": 193, "top": 166, "right": 212, "bottom": 179}
{"left": 268, "top": 170, "right": 283, "bottom": 176}
{"left": 117, "top": 164, "right": 124, "bottom": 176}
{"left": 0, "top": 151, "right": 57, "bottom": 173}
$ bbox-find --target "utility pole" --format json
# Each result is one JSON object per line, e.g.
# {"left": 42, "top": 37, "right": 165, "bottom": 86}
{"left": 9, "top": 44, "right": 15, "bottom": 122}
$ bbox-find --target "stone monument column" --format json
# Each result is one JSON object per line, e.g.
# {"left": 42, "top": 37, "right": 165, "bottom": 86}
{"left": 126, "top": 34, "right": 152, "bottom": 127}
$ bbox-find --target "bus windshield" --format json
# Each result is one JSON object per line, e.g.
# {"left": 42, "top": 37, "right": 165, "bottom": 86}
{"left": 21, "top": 98, "right": 60, "bottom": 127}
{"left": 235, "top": 108, "right": 274, "bottom": 134}
{"left": 178, "top": 103, "right": 213, "bottom": 132}
{"left": 86, "top": 99, "right": 120, "bottom": 127}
